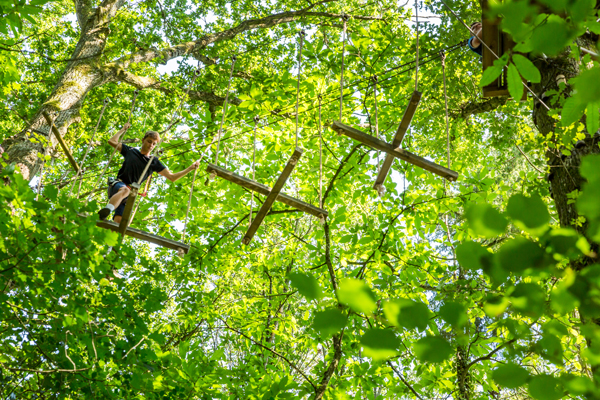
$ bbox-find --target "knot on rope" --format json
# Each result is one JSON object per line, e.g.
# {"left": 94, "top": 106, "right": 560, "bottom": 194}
{"left": 299, "top": 30, "right": 306, "bottom": 36}
{"left": 253, "top": 116, "right": 260, "bottom": 123}
{"left": 318, "top": 214, "right": 326, "bottom": 226}
{"left": 371, "top": 75, "right": 378, "bottom": 83}
{"left": 440, "top": 50, "right": 446, "bottom": 66}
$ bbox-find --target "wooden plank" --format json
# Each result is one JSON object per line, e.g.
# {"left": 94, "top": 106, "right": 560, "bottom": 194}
{"left": 42, "top": 111, "right": 80, "bottom": 173}
{"left": 242, "top": 148, "right": 303, "bottom": 245}
{"left": 206, "top": 163, "right": 328, "bottom": 219}
{"left": 371, "top": 90, "right": 422, "bottom": 192}
{"left": 482, "top": 87, "right": 510, "bottom": 98}
{"left": 331, "top": 121, "right": 459, "bottom": 182}
{"left": 96, "top": 220, "right": 189, "bottom": 254}
{"left": 118, "top": 183, "right": 140, "bottom": 235}
{"left": 391, "top": 90, "right": 422, "bottom": 148}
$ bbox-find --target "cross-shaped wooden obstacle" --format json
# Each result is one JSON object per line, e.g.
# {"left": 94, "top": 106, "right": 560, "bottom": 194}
{"left": 331, "top": 90, "right": 458, "bottom": 192}
{"left": 206, "top": 147, "right": 328, "bottom": 245}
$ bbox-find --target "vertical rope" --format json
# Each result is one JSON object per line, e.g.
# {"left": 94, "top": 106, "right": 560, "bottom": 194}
{"left": 70, "top": 98, "right": 109, "bottom": 197}
{"left": 339, "top": 15, "right": 348, "bottom": 122}
{"left": 250, "top": 116, "right": 258, "bottom": 226}
{"left": 214, "top": 56, "right": 237, "bottom": 164}
{"left": 88, "top": 89, "right": 139, "bottom": 202}
{"left": 372, "top": 75, "right": 380, "bottom": 169}
{"left": 36, "top": 156, "right": 49, "bottom": 201}
{"left": 181, "top": 154, "right": 204, "bottom": 242}
{"left": 295, "top": 31, "right": 306, "bottom": 148}
{"left": 414, "top": 0, "right": 420, "bottom": 92}
{"left": 137, "top": 68, "right": 203, "bottom": 186}
{"left": 441, "top": 51, "right": 450, "bottom": 171}
{"left": 318, "top": 95, "right": 323, "bottom": 210}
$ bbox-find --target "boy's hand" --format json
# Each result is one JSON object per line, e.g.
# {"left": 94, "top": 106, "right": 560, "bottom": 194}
{"left": 190, "top": 160, "right": 200, "bottom": 170}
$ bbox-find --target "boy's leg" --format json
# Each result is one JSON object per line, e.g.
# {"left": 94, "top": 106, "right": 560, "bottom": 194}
{"left": 99, "top": 183, "right": 130, "bottom": 220}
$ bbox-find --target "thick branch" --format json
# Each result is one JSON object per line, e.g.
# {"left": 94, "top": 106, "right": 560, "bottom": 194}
{"left": 108, "top": 1, "right": 384, "bottom": 69}
{"left": 453, "top": 97, "right": 508, "bottom": 120}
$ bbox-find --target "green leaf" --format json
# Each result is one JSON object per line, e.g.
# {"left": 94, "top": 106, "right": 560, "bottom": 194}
{"left": 586, "top": 102, "right": 599, "bottom": 135}
{"left": 438, "top": 301, "right": 468, "bottom": 328}
{"left": 312, "top": 308, "right": 346, "bottom": 336}
{"left": 497, "top": 237, "right": 545, "bottom": 273}
{"left": 509, "top": 283, "right": 546, "bottom": 319}
{"left": 288, "top": 272, "right": 323, "bottom": 300}
{"left": 360, "top": 329, "right": 399, "bottom": 361}
{"left": 561, "top": 96, "right": 586, "bottom": 127}
{"left": 506, "top": 194, "right": 550, "bottom": 235}
{"left": 383, "top": 298, "right": 430, "bottom": 331}
{"left": 456, "top": 241, "right": 492, "bottom": 271}
{"left": 571, "top": 67, "right": 600, "bottom": 104}
{"left": 512, "top": 54, "right": 540, "bottom": 83}
{"left": 492, "top": 363, "right": 530, "bottom": 388}
{"left": 528, "top": 374, "right": 564, "bottom": 400}
{"left": 480, "top": 64, "right": 503, "bottom": 87}
{"left": 413, "top": 336, "right": 453, "bottom": 363}
{"left": 336, "top": 278, "right": 377, "bottom": 314}
{"left": 507, "top": 63, "right": 524, "bottom": 101}
{"left": 465, "top": 203, "right": 508, "bottom": 238}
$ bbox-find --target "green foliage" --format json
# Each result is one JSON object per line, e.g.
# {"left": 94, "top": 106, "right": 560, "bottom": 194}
{"left": 2, "top": 0, "right": 600, "bottom": 398}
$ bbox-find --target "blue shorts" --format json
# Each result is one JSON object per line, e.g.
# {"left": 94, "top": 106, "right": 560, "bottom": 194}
{"left": 108, "top": 181, "right": 129, "bottom": 218}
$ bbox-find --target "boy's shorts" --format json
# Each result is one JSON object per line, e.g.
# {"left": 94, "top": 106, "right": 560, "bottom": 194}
{"left": 108, "top": 181, "right": 129, "bottom": 218}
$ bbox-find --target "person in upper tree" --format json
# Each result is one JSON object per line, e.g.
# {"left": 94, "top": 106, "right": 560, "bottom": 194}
{"left": 98, "top": 123, "right": 200, "bottom": 222}
{"left": 468, "top": 21, "right": 483, "bottom": 56}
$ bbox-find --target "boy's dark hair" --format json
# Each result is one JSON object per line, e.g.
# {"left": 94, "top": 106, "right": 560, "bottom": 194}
{"left": 143, "top": 130, "right": 160, "bottom": 141}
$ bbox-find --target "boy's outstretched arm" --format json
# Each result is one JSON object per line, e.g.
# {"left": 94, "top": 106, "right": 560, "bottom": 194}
{"left": 159, "top": 160, "right": 200, "bottom": 183}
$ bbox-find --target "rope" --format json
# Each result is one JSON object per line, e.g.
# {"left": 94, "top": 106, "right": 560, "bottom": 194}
{"left": 88, "top": 90, "right": 139, "bottom": 202}
{"left": 136, "top": 67, "right": 203, "bottom": 187}
{"left": 69, "top": 98, "right": 109, "bottom": 197}
{"left": 318, "top": 95, "right": 323, "bottom": 210}
{"left": 214, "top": 56, "right": 237, "bottom": 164}
{"left": 181, "top": 152, "right": 205, "bottom": 242}
{"left": 295, "top": 31, "right": 306, "bottom": 148}
{"left": 249, "top": 116, "right": 258, "bottom": 226}
{"left": 438, "top": 0, "right": 550, "bottom": 110}
{"left": 441, "top": 51, "right": 450, "bottom": 171}
{"left": 414, "top": 0, "right": 419, "bottom": 92}
{"left": 339, "top": 15, "right": 348, "bottom": 122}
{"left": 372, "top": 75, "right": 380, "bottom": 169}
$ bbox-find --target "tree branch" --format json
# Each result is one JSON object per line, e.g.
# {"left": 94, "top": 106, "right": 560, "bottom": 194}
{"left": 453, "top": 97, "right": 509, "bottom": 120}
{"left": 220, "top": 318, "right": 317, "bottom": 390}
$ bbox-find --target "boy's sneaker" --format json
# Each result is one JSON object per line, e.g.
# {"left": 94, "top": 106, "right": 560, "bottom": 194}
{"left": 98, "top": 207, "right": 112, "bottom": 220}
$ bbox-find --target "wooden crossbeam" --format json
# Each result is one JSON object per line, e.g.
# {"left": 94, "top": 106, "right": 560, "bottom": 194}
{"left": 42, "top": 111, "right": 80, "bottom": 173}
{"left": 331, "top": 121, "right": 458, "bottom": 182}
{"left": 242, "top": 148, "right": 303, "bottom": 245}
{"left": 118, "top": 183, "right": 140, "bottom": 235}
{"left": 206, "top": 163, "right": 328, "bottom": 219}
{"left": 373, "top": 91, "right": 421, "bottom": 192}
{"left": 96, "top": 220, "right": 189, "bottom": 254}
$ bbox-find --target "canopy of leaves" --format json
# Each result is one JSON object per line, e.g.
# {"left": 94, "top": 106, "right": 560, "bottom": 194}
{"left": 1, "top": 0, "right": 600, "bottom": 398}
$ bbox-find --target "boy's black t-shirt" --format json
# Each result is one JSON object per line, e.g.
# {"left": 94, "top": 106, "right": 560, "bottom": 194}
{"left": 117, "top": 144, "right": 166, "bottom": 185}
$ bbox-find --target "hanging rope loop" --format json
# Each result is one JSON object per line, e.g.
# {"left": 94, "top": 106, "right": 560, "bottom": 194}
{"left": 195, "top": 68, "right": 201, "bottom": 76}
{"left": 213, "top": 55, "right": 237, "bottom": 165}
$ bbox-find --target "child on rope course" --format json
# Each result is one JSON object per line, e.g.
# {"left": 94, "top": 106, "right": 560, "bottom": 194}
{"left": 98, "top": 123, "right": 199, "bottom": 222}
{"left": 468, "top": 21, "right": 483, "bottom": 56}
